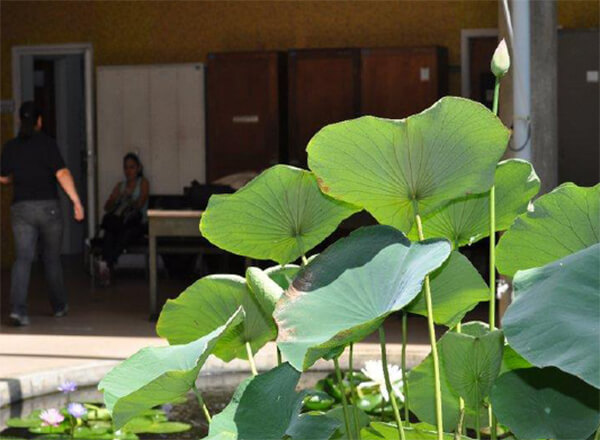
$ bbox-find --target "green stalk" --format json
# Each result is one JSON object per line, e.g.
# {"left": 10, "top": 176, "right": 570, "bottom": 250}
{"left": 415, "top": 213, "right": 444, "bottom": 439}
{"left": 277, "top": 347, "right": 282, "bottom": 366}
{"left": 455, "top": 321, "right": 465, "bottom": 440}
{"left": 488, "top": 75, "right": 501, "bottom": 440}
{"left": 349, "top": 343, "right": 362, "bottom": 439}
{"left": 379, "top": 326, "right": 407, "bottom": 440}
{"left": 401, "top": 311, "right": 410, "bottom": 422}
{"left": 193, "top": 384, "right": 212, "bottom": 424}
{"left": 245, "top": 341, "right": 258, "bottom": 376}
{"left": 594, "top": 425, "right": 600, "bottom": 440}
{"left": 333, "top": 356, "right": 354, "bottom": 440}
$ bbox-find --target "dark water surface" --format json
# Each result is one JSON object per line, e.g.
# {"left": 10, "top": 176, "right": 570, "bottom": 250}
{"left": 0, "top": 371, "right": 328, "bottom": 439}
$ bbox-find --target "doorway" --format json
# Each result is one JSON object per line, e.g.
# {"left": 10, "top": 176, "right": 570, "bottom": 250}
{"left": 12, "top": 44, "right": 96, "bottom": 255}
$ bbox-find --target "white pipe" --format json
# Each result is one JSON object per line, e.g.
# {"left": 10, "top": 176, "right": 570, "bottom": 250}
{"left": 510, "top": 0, "right": 532, "bottom": 161}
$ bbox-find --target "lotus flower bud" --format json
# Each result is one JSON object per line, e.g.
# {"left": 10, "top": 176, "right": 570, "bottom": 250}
{"left": 491, "top": 39, "right": 510, "bottom": 78}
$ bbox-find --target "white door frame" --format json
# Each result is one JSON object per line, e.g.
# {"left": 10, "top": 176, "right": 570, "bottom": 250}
{"left": 461, "top": 29, "right": 499, "bottom": 98}
{"left": 12, "top": 43, "right": 97, "bottom": 239}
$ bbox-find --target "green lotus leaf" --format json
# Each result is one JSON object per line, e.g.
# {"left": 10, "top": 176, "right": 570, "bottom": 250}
{"left": 206, "top": 363, "right": 340, "bottom": 440}
{"left": 99, "top": 309, "right": 243, "bottom": 429}
{"left": 490, "top": 367, "right": 600, "bottom": 440}
{"left": 327, "top": 405, "right": 370, "bottom": 439}
{"left": 264, "top": 263, "right": 301, "bottom": 290}
{"left": 405, "top": 251, "right": 489, "bottom": 327}
{"left": 361, "top": 421, "right": 471, "bottom": 439}
{"left": 408, "top": 159, "right": 540, "bottom": 247}
{"left": 275, "top": 225, "right": 451, "bottom": 371}
{"left": 499, "top": 344, "right": 532, "bottom": 375}
{"left": 503, "top": 244, "right": 600, "bottom": 388}
{"left": 496, "top": 182, "right": 600, "bottom": 277}
{"left": 307, "top": 97, "right": 510, "bottom": 233}
{"left": 440, "top": 328, "right": 504, "bottom": 409}
{"left": 156, "top": 275, "right": 275, "bottom": 362}
{"left": 200, "top": 165, "right": 359, "bottom": 265}
{"left": 407, "top": 322, "right": 489, "bottom": 429}
{"left": 246, "top": 266, "right": 285, "bottom": 317}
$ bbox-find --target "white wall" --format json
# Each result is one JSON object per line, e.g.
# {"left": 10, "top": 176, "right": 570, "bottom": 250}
{"left": 96, "top": 63, "right": 206, "bottom": 218}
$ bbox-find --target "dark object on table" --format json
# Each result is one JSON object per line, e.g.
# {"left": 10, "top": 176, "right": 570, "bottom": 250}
{"left": 184, "top": 180, "right": 234, "bottom": 210}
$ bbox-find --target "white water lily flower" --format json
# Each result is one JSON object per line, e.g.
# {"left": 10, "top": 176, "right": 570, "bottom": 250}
{"left": 357, "top": 360, "right": 404, "bottom": 402}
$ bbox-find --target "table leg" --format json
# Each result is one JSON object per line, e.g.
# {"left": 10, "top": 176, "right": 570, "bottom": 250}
{"left": 149, "top": 232, "right": 157, "bottom": 321}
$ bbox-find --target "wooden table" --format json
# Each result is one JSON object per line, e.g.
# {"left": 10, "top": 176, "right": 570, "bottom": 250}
{"left": 147, "top": 209, "right": 203, "bottom": 319}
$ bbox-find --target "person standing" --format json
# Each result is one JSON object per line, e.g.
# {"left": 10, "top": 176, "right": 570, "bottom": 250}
{"left": 0, "top": 101, "right": 84, "bottom": 326}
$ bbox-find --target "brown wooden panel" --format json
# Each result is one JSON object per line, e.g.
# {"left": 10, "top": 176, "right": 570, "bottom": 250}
{"left": 361, "top": 47, "right": 448, "bottom": 119}
{"left": 206, "top": 51, "right": 283, "bottom": 182}
{"left": 288, "top": 49, "right": 360, "bottom": 167}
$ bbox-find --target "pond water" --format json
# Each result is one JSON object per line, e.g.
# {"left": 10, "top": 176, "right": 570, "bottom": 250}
{"left": 0, "top": 370, "right": 329, "bottom": 439}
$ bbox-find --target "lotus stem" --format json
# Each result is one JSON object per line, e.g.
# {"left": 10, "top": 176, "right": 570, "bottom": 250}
{"left": 455, "top": 321, "right": 465, "bottom": 439}
{"left": 333, "top": 356, "right": 354, "bottom": 440}
{"left": 594, "top": 425, "right": 600, "bottom": 440}
{"left": 489, "top": 74, "right": 501, "bottom": 440}
{"left": 301, "top": 255, "right": 309, "bottom": 266}
{"left": 401, "top": 311, "right": 410, "bottom": 422}
{"left": 245, "top": 341, "right": 258, "bottom": 376}
{"left": 349, "top": 343, "right": 362, "bottom": 439}
{"left": 378, "top": 326, "right": 407, "bottom": 440}
{"left": 277, "top": 347, "right": 282, "bottom": 366}
{"left": 415, "top": 212, "right": 444, "bottom": 440}
{"left": 193, "top": 385, "right": 212, "bottom": 424}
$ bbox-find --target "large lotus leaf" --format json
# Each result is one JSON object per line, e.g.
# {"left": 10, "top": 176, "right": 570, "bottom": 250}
{"left": 327, "top": 406, "right": 370, "bottom": 439}
{"left": 307, "top": 97, "right": 510, "bottom": 233}
{"left": 206, "top": 363, "right": 339, "bottom": 440}
{"left": 156, "top": 275, "right": 275, "bottom": 362}
{"left": 200, "top": 165, "right": 359, "bottom": 265}
{"left": 407, "top": 322, "right": 489, "bottom": 429}
{"left": 502, "top": 244, "right": 600, "bottom": 388}
{"left": 405, "top": 251, "right": 489, "bottom": 327}
{"left": 264, "top": 263, "right": 301, "bottom": 290}
{"left": 496, "top": 183, "right": 600, "bottom": 277}
{"left": 490, "top": 367, "right": 600, "bottom": 440}
{"left": 408, "top": 159, "right": 540, "bottom": 247}
{"left": 499, "top": 344, "right": 532, "bottom": 375}
{"left": 440, "top": 328, "right": 504, "bottom": 409}
{"left": 275, "top": 225, "right": 451, "bottom": 371}
{"left": 99, "top": 309, "right": 243, "bottom": 429}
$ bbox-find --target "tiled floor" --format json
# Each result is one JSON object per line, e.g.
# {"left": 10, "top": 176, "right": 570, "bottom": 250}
{"left": 0, "top": 254, "right": 490, "bottom": 380}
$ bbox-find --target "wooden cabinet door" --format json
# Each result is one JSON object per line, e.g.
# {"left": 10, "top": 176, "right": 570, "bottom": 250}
{"left": 206, "top": 52, "right": 283, "bottom": 182}
{"left": 361, "top": 47, "right": 448, "bottom": 119}
{"left": 288, "top": 49, "right": 360, "bottom": 167}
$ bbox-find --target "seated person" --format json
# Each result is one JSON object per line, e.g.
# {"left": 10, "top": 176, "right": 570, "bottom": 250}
{"left": 97, "top": 152, "right": 149, "bottom": 286}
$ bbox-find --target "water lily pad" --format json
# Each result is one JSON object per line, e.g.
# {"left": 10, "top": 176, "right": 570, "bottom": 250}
{"left": 99, "top": 309, "right": 243, "bottom": 428}
{"left": 206, "top": 363, "right": 340, "bottom": 439}
{"left": 490, "top": 367, "right": 600, "bottom": 440}
{"left": 307, "top": 97, "right": 510, "bottom": 233}
{"left": 156, "top": 275, "right": 275, "bottom": 361}
{"left": 502, "top": 244, "right": 600, "bottom": 388}
{"left": 200, "top": 165, "right": 359, "bottom": 265}
{"left": 496, "top": 183, "right": 599, "bottom": 277}
{"left": 409, "top": 159, "right": 540, "bottom": 247}
{"left": 361, "top": 421, "right": 469, "bottom": 439}
{"left": 275, "top": 225, "right": 451, "bottom": 371}
{"left": 405, "top": 251, "right": 489, "bottom": 327}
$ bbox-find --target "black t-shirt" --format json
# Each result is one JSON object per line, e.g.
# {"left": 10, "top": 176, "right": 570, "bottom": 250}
{"left": 1, "top": 132, "right": 66, "bottom": 203}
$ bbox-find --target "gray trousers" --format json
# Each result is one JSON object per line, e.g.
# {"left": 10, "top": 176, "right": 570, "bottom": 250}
{"left": 10, "top": 200, "right": 67, "bottom": 315}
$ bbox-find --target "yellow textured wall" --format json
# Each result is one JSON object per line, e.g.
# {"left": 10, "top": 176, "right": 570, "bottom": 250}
{"left": 1, "top": 1, "right": 598, "bottom": 267}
